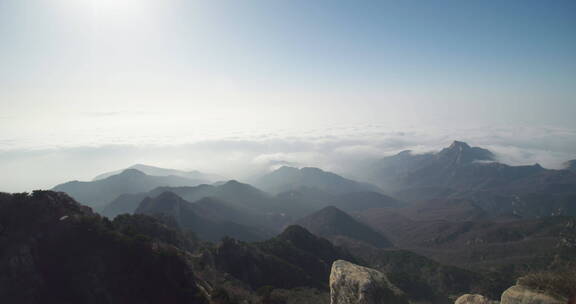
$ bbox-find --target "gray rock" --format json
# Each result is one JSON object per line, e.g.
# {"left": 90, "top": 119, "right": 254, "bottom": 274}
{"left": 329, "top": 260, "right": 408, "bottom": 304}
{"left": 501, "top": 285, "right": 566, "bottom": 304}
{"left": 455, "top": 294, "right": 498, "bottom": 304}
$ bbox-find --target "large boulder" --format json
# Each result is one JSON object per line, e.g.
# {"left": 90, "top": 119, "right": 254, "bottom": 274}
{"left": 455, "top": 294, "right": 497, "bottom": 304}
{"left": 501, "top": 285, "right": 566, "bottom": 304}
{"left": 329, "top": 260, "right": 408, "bottom": 304}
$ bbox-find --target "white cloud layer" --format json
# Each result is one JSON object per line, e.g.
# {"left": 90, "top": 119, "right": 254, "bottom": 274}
{"left": 1, "top": 124, "right": 575, "bottom": 193}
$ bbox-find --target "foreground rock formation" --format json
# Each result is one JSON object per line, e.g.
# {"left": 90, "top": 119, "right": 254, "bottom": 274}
{"left": 329, "top": 259, "right": 408, "bottom": 304}
{"left": 455, "top": 294, "right": 497, "bottom": 304}
{"left": 501, "top": 285, "right": 567, "bottom": 304}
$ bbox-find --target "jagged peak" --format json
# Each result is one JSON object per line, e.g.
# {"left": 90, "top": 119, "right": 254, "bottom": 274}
{"left": 438, "top": 140, "right": 494, "bottom": 163}
{"left": 448, "top": 140, "right": 471, "bottom": 150}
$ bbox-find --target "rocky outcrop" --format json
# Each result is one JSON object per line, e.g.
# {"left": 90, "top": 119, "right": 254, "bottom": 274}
{"left": 455, "top": 294, "right": 497, "bottom": 304}
{"left": 501, "top": 285, "right": 566, "bottom": 304}
{"left": 329, "top": 260, "right": 408, "bottom": 304}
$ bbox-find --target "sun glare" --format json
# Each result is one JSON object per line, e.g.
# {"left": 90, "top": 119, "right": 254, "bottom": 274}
{"left": 91, "top": 0, "right": 150, "bottom": 15}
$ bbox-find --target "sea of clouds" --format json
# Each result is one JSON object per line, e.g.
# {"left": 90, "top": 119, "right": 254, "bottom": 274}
{"left": 1, "top": 123, "right": 575, "bottom": 193}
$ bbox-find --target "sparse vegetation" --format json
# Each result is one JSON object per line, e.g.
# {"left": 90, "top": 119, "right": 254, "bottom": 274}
{"left": 518, "top": 270, "right": 576, "bottom": 300}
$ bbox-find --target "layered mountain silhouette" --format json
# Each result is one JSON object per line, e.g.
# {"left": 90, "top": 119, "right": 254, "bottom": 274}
{"left": 296, "top": 206, "right": 393, "bottom": 248}
{"left": 44, "top": 140, "right": 576, "bottom": 298}
{"left": 93, "top": 163, "right": 225, "bottom": 182}
{"left": 257, "top": 166, "right": 382, "bottom": 195}
{"left": 52, "top": 169, "right": 206, "bottom": 209}
{"left": 101, "top": 180, "right": 294, "bottom": 229}
{"left": 136, "top": 191, "right": 271, "bottom": 242}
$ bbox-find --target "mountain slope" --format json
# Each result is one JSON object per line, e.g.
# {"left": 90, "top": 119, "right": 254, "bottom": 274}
{"left": 135, "top": 191, "right": 271, "bottom": 242}
{"left": 330, "top": 191, "right": 404, "bottom": 213}
{"left": 101, "top": 192, "right": 149, "bottom": 218}
{"left": 357, "top": 207, "right": 576, "bottom": 272}
{"left": 296, "top": 206, "right": 393, "bottom": 248}
{"left": 565, "top": 160, "right": 576, "bottom": 172}
{"left": 0, "top": 191, "right": 208, "bottom": 304}
{"left": 209, "top": 225, "right": 356, "bottom": 290}
{"left": 53, "top": 169, "right": 205, "bottom": 209}
{"left": 257, "top": 166, "right": 382, "bottom": 195}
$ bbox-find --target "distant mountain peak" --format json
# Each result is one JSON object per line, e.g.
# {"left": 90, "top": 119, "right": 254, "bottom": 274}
{"left": 437, "top": 140, "right": 494, "bottom": 164}
{"left": 296, "top": 206, "right": 393, "bottom": 248}
{"left": 448, "top": 140, "right": 471, "bottom": 150}
{"left": 277, "top": 166, "right": 300, "bottom": 172}
{"left": 93, "top": 164, "right": 223, "bottom": 183}
{"left": 130, "top": 164, "right": 152, "bottom": 169}
{"left": 278, "top": 225, "right": 316, "bottom": 241}
{"left": 301, "top": 167, "right": 325, "bottom": 173}
{"left": 118, "top": 168, "right": 147, "bottom": 177}
{"left": 137, "top": 191, "right": 187, "bottom": 214}
{"left": 397, "top": 150, "right": 413, "bottom": 156}
{"left": 320, "top": 205, "right": 346, "bottom": 215}
{"left": 223, "top": 179, "right": 242, "bottom": 186}
{"left": 220, "top": 180, "right": 260, "bottom": 191}
{"left": 258, "top": 166, "right": 381, "bottom": 195}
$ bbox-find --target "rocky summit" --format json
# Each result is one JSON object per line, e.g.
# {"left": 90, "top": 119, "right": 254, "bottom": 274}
{"left": 455, "top": 294, "right": 498, "bottom": 304}
{"left": 329, "top": 260, "right": 408, "bottom": 304}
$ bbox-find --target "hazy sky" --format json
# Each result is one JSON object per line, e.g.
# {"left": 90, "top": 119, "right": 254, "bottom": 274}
{"left": 1, "top": 0, "right": 575, "bottom": 191}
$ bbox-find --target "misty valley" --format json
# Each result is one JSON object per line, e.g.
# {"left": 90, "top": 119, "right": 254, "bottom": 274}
{"left": 2, "top": 1, "right": 575, "bottom": 303}
{"left": 1, "top": 141, "right": 575, "bottom": 304}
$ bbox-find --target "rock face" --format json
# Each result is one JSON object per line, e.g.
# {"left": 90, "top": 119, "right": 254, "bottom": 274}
{"left": 501, "top": 285, "right": 566, "bottom": 304}
{"left": 329, "top": 260, "right": 408, "bottom": 304}
{"left": 455, "top": 294, "right": 497, "bottom": 304}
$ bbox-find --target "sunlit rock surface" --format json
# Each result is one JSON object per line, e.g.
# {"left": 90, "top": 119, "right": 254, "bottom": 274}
{"left": 501, "top": 285, "right": 566, "bottom": 304}
{"left": 329, "top": 260, "right": 407, "bottom": 304}
{"left": 455, "top": 294, "right": 498, "bottom": 304}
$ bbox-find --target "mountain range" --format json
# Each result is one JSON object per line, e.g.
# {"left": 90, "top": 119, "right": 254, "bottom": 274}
{"left": 93, "top": 164, "right": 225, "bottom": 182}
{"left": 52, "top": 169, "right": 207, "bottom": 209}
{"left": 136, "top": 191, "right": 272, "bottom": 242}
{"left": 367, "top": 141, "right": 576, "bottom": 219}
{"left": 257, "top": 166, "right": 382, "bottom": 195}
{"left": 3, "top": 140, "right": 576, "bottom": 303}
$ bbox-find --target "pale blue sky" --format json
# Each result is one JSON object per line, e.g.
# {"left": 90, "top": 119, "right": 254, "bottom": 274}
{"left": 0, "top": 0, "right": 575, "bottom": 191}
